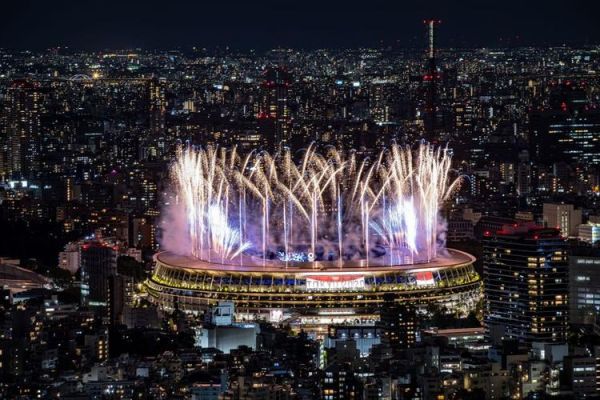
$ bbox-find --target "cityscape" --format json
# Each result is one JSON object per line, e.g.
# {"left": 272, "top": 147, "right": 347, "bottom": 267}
{"left": 2, "top": 2, "right": 600, "bottom": 399}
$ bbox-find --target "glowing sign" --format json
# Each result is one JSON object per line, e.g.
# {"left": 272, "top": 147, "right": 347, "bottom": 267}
{"left": 415, "top": 271, "right": 435, "bottom": 286}
{"left": 305, "top": 275, "right": 365, "bottom": 291}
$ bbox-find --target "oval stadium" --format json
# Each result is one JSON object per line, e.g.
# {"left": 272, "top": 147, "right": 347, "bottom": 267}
{"left": 145, "top": 249, "right": 480, "bottom": 320}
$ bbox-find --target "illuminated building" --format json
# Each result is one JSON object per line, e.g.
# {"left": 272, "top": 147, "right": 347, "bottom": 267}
{"left": 146, "top": 249, "right": 480, "bottom": 321}
{"left": 191, "top": 301, "right": 259, "bottom": 353}
{"left": 258, "top": 67, "right": 291, "bottom": 147}
{"left": 322, "top": 362, "right": 361, "bottom": 400}
{"left": 194, "top": 322, "right": 260, "bottom": 355}
{"left": 58, "top": 242, "right": 80, "bottom": 274}
{"left": 131, "top": 216, "right": 155, "bottom": 249}
{"left": 369, "top": 79, "right": 392, "bottom": 124}
{"left": 84, "top": 331, "right": 109, "bottom": 362}
{"left": 453, "top": 102, "right": 473, "bottom": 131}
{"left": 530, "top": 110, "right": 600, "bottom": 167}
{"left": 379, "top": 293, "right": 416, "bottom": 352}
{"left": 141, "top": 178, "right": 157, "bottom": 210}
{"left": 516, "top": 160, "right": 532, "bottom": 197}
{"left": 422, "top": 19, "right": 442, "bottom": 140}
{"left": 569, "top": 252, "right": 600, "bottom": 325}
{"left": 542, "top": 203, "right": 582, "bottom": 238}
{"left": 3, "top": 79, "right": 41, "bottom": 180}
{"left": 147, "top": 77, "right": 166, "bottom": 156}
{"left": 146, "top": 144, "right": 480, "bottom": 323}
{"left": 325, "top": 325, "right": 382, "bottom": 358}
{"left": 564, "top": 356, "right": 598, "bottom": 397}
{"left": 483, "top": 224, "right": 568, "bottom": 344}
{"left": 108, "top": 274, "right": 134, "bottom": 324}
{"left": 80, "top": 241, "right": 118, "bottom": 307}
{"left": 577, "top": 223, "right": 600, "bottom": 245}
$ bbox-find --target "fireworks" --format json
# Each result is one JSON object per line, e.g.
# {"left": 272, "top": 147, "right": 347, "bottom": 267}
{"left": 168, "top": 143, "right": 462, "bottom": 266}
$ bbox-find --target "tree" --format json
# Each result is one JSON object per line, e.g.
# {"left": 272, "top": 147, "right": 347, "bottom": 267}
{"left": 117, "top": 256, "right": 145, "bottom": 281}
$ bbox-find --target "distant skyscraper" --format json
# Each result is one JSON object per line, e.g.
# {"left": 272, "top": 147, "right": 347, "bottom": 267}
{"left": 529, "top": 86, "right": 600, "bottom": 167}
{"left": 483, "top": 224, "right": 568, "bottom": 344}
{"left": 3, "top": 79, "right": 41, "bottom": 180}
{"left": 369, "top": 79, "right": 392, "bottom": 124}
{"left": 147, "top": 78, "right": 166, "bottom": 157}
{"left": 422, "top": 19, "right": 441, "bottom": 141}
{"left": 538, "top": 112, "right": 600, "bottom": 164}
{"left": 453, "top": 103, "right": 473, "bottom": 132}
{"left": 516, "top": 150, "right": 532, "bottom": 197}
{"left": 258, "top": 67, "right": 291, "bottom": 147}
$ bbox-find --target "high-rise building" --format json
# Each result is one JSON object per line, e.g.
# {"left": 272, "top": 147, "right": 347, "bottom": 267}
{"left": 422, "top": 19, "right": 442, "bottom": 141}
{"left": 80, "top": 241, "right": 118, "bottom": 307}
{"left": 529, "top": 110, "right": 600, "bottom": 167}
{"left": 483, "top": 224, "right": 568, "bottom": 344}
{"left": 516, "top": 151, "right": 532, "bottom": 197}
{"left": 379, "top": 293, "right": 416, "bottom": 352}
{"left": 258, "top": 67, "right": 291, "bottom": 147}
{"left": 147, "top": 78, "right": 166, "bottom": 157}
{"left": 543, "top": 203, "right": 582, "bottom": 238}
{"left": 369, "top": 79, "right": 392, "bottom": 124}
{"left": 3, "top": 79, "right": 41, "bottom": 180}
{"left": 569, "top": 251, "right": 600, "bottom": 326}
{"left": 108, "top": 274, "right": 134, "bottom": 324}
{"left": 453, "top": 102, "right": 474, "bottom": 132}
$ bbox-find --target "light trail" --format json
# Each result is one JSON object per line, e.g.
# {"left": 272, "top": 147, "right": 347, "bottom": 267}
{"left": 170, "top": 143, "right": 461, "bottom": 264}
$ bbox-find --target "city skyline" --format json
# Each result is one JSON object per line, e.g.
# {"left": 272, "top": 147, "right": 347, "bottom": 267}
{"left": 3, "top": 8, "right": 600, "bottom": 399}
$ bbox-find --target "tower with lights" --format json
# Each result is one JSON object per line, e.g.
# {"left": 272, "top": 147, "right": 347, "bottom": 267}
{"left": 423, "top": 19, "right": 441, "bottom": 141}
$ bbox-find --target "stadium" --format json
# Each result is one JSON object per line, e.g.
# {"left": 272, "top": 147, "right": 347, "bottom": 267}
{"left": 146, "top": 144, "right": 481, "bottom": 321}
{"left": 146, "top": 249, "right": 480, "bottom": 320}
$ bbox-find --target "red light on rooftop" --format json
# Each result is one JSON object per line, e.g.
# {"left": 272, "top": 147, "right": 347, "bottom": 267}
{"left": 484, "top": 230, "right": 491, "bottom": 237}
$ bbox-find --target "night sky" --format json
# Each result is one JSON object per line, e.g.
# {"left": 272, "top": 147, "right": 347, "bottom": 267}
{"left": 2, "top": 0, "right": 600, "bottom": 50}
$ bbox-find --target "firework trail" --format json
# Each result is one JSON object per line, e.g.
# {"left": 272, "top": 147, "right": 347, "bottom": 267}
{"left": 167, "top": 143, "right": 461, "bottom": 265}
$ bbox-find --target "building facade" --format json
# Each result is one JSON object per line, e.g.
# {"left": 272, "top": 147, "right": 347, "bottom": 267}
{"left": 483, "top": 224, "right": 568, "bottom": 344}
